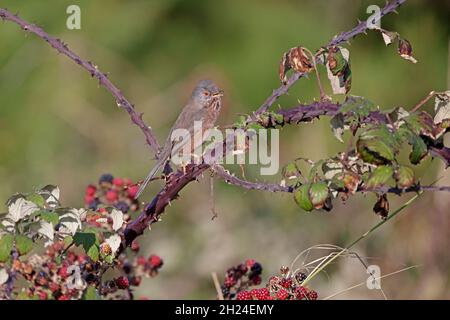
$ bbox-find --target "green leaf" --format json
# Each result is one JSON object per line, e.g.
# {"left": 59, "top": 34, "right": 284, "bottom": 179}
{"left": 104, "top": 255, "right": 114, "bottom": 264}
{"left": 357, "top": 125, "right": 399, "bottom": 165}
{"left": 294, "top": 184, "right": 314, "bottom": 212}
{"left": 404, "top": 112, "right": 436, "bottom": 139}
{"left": 408, "top": 134, "right": 428, "bottom": 165}
{"left": 15, "top": 235, "right": 33, "bottom": 256}
{"left": 366, "top": 166, "right": 394, "bottom": 189}
{"left": 308, "top": 182, "right": 329, "bottom": 210}
{"left": 282, "top": 162, "right": 300, "bottom": 180}
{"left": 395, "top": 166, "right": 415, "bottom": 189}
{"left": 326, "top": 47, "right": 352, "bottom": 94}
{"left": 82, "top": 286, "right": 100, "bottom": 300}
{"left": 330, "top": 113, "right": 345, "bottom": 142}
{"left": 0, "top": 234, "right": 14, "bottom": 262}
{"left": 63, "top": 235, "right": 73, "bottom": 247}
{"left": 16, "top": 291, "right": 32, "bottom": 300}
{"left": 39, "top": 211, "right": 59, "bottom": 225}
{"left": 26, "top": 193, "right": 45, "bottom": 207}
{"left": 73, "top": 232, "right": 97, "bottom": 253}
{"left": 340, "top": 95, "right": 376, "bottom": 118}
{"left": 87, "top": 245, "right": 99, "bottom": 262}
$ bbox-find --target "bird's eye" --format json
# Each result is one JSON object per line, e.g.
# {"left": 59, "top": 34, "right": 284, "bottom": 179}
{"left": 203, "top": 91, "right": 210, "bottom": 96}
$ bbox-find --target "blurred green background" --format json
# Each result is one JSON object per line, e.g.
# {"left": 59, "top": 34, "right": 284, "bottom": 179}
{"left": 1, "top": 0, "right": 449, "bottom": 299}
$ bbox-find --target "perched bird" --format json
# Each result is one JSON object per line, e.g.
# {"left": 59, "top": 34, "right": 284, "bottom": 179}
{"left": 135, "top": 79, "right": 223, "bottom": 199}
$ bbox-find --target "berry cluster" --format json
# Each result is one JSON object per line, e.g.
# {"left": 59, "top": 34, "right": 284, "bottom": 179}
{"left": 99, "top": 253, "right": 164, "bottom": 299}
{"left": 220, "top": 259, "right": 263, "bottom": 299}
{"left": 11, "top": 242, "right": 96, "bottom": 300}
{"left": 4, "top": 239, "right": 163, "bottom": 300}
{"left": 221, "top": 262, "right": 318, "bottom": 301}
{"left": 84, "top": 173, "right": 140, "bottom": 213}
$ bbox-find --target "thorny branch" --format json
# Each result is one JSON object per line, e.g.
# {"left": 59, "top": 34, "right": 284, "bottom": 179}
{"left": 0, "top": 8, "right": 161, "bottom": 156}
{"left": 213, "top": 164, "right": 450, "bottom": 195}
{"left": 0, "top": 0, "right": 413, "bottom": 250}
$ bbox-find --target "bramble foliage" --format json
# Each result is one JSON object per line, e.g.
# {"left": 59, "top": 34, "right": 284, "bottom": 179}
{"left": 237, "top": 32, "right": 450, "bottom": 219}
{"left": 0, "top": 176, "right": 162, "bottom": 300}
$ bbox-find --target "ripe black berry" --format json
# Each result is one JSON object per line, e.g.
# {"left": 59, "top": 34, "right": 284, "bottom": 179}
{"left": 99, "top": 173, "right": 114, "bottom": 185}
{"left": 88, "top": 199, "right": 100, "bottom": 210}
{"left": 115, "top": 201, "right": 130, "bottom": 213}
{"left": 295, "top": 272, "right": 307, "bottom": 283}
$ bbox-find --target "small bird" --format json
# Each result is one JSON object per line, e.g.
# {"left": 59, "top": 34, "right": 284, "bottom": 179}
{"left": 135, "top": 79, "right": 224, "bottom": 199}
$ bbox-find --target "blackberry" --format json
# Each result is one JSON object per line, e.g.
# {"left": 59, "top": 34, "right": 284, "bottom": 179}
{"left": 250, "top": 262, "right": 262, "bottom": 275}
{"left": 237, "top": 263, "right": 248, "bottom": 274}
{"left": 88, "top": 199, "right": 100, "bottom": 210}
{"left": 122, "top": 262, "right": 132, "bottom": 274}
{"left": 295, "top": 272, "right": 307, "bottom": 283}
{"left": 99, "top": 173, "right": 114, "bottom": 185}
{"left": 115, "top": 201, "right": 129, "bottom": 213}
{"left": 85, "top": 273, "right": 98, "bottom": 284}
{"left": 221, "top": 286, "right": 230, "bottom": 298}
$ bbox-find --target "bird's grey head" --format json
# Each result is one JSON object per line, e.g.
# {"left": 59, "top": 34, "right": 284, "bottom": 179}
{"left": 191, "top": 79, "right": 223, "bottom": 107}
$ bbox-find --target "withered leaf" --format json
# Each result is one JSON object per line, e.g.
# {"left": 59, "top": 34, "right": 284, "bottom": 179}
{"left": 373, "top": 194, "right": 389, "bottom": 219}
{"left": 279, "top": 46, "right": 314, "bottom": 84}
{"left": 398, "top": 38, "right": 417, "bottom": 64}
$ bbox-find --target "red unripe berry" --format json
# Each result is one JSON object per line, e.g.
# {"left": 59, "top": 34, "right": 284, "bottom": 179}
{"left": 276, "top": 289, "right": 289, "bottom": 300}
{"left": 123, "top": 178, "right": 133, "bottom": 186}
{"left": 253, "top": 288, "right": 271, "bottom": 300}
{"left": 84, "top": 194, "right": 95, "bottom": 205}
{"left": 78, "top": 254, "right": 87, "bottom": 264}
{"left": 49, "top": 282, "right": 60, "bottom": 293}
{"left": 224, "top": 277, "right": 237, "bottom": 288}
{"left": 58, "top": 266, "right": 69, "bottom": 279}
{"left": 281, "top": 278, "right": 293, "bottom": 289}
{"left": 130, "top": 276, "right": 142, "bottom": 286}
{"left": 236, "top": 290, "right": 253, "bottom": 300}
{"left": 148, "top": 255, "right": 163, "bottom": 268}
{"left": 38, "top": 291, "right": 48, "bottom": 300}
{"left": 86, "top": 184, "right": 97, "bottom": 196}
{"left": 136, "top": 256, "right": 147, "bottom": 266}
{"left": 295, "top": 286, "right": 308, "bottom": 300}
{"left": 127, "top": 185, "right": 139, "bottom": 198}
{"left": 115, "top": 276, "right": 129, "bottom": 289}
{"left": 251, "top": 275, "right": 262, "bottom": 285}
{"left": 245, "top": 259, "right": 256, "bottom": 268}
{"left": 307, "top": 290, "right": 318, "bottom": 300}
{"left": 131, "top": 240, "right": 140, "bottom": 252}
{"left": 106, "top": 190, "right": 119, "bottom": 203}
{"left": 113, "top": 178, "right": 124, "bottom": 187}
{"left": 67, "top": 252, "right": 77, "bottom": 263}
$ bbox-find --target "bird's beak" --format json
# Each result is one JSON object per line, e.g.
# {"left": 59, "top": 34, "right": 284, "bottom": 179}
{"left": 212, "top": 89, "right": 224, "bottom": 97}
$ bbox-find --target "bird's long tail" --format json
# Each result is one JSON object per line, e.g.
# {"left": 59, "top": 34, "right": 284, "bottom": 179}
{"left": 135, "top": 157, "right": 166, "bottom": 199}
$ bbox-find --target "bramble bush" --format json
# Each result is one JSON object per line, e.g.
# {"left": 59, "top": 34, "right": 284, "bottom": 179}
{"left": 1, "top": 0, "right": 450, "bottom": 300}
